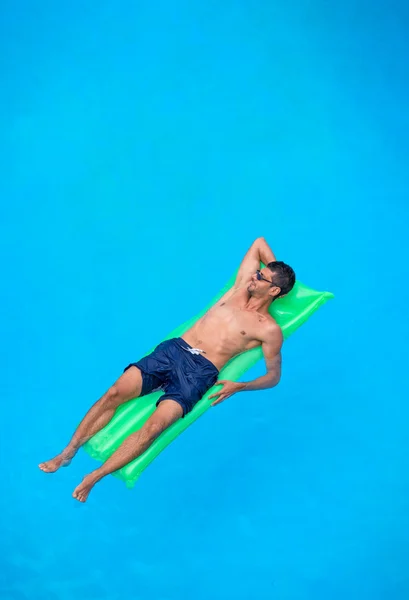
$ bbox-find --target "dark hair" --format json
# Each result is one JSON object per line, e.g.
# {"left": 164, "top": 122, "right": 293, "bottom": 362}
{"left": 267, "top": 261, "right": 296, "bottom": 297}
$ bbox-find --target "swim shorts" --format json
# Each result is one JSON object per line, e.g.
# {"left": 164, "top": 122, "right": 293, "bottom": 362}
{"left": 124, "top": 337, "right": 219, "bottom": 417}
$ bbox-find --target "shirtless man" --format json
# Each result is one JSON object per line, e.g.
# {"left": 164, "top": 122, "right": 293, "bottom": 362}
{"left": 39, "top": 237, "right": 295, "bottom": 502}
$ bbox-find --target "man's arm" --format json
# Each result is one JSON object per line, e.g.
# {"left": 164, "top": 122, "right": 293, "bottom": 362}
{"left": 234, "top": 237, "right": 277, "bottom": 288}
{"left": 241, "top": 324, "right": 282, "bottom": 391}
{"left": 209, "top": 324, "right": 283, "bottom": 406}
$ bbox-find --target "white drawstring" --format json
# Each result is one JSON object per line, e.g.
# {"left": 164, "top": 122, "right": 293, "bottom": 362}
{"left": 183, "top": 346, "right": 206, "bottom": 355}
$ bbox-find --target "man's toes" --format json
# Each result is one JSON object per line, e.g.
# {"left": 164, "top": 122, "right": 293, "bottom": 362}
{"left": 39, "top": 461, "right": 54, "bottom": 472}
{"left": 73, "top": 485, "right": 84, "bottom": 501}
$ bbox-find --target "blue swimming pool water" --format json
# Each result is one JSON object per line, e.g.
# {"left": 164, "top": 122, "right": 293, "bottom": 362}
{"left": 1, "top": 1, "right": 409, "bottom": 599}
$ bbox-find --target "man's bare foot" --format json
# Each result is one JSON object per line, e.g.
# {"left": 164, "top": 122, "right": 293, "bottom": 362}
{"left": 72, "top": 473, "right": 99, "bottom": 503}
{"left": 38, "top": 454, "right": 72, "bottom": 473}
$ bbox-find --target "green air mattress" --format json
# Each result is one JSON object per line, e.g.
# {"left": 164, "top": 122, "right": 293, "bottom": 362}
{"left": 84, "top": 267, "right": 334, "bottom": 488}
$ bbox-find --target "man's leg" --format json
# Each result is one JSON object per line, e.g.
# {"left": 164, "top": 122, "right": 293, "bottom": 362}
{"left": 72, "top": 399, "right": 183, "bottom": 502}
{"left": 39, "top": 366, "right": 144, "bottom": 473}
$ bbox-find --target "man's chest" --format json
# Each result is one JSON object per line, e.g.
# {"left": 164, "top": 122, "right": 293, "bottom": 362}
{"left": 206, "top": 301, "right": 267, "bottom": 341}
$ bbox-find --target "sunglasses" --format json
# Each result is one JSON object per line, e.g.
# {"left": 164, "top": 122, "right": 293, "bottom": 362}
{"left": 256, "top": 269, "right": 275, "bottom": 285}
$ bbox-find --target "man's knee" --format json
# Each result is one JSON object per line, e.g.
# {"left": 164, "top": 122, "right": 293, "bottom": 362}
{"left": 142, "top": 403, "right": 182, "bottom": 442}
{"left": 103, "top": 385, "right": 122, "bottom": 409}
{"left": 143, "top": 420, "right": 166, "bottom": 442}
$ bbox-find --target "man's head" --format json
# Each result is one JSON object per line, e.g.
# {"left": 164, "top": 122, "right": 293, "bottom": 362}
{"left": 247, "top": 261, "right": 296, "bottom": 301}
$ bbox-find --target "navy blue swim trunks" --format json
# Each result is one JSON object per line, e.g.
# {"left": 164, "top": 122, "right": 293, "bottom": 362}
{"left": 124, "top": 338, "right": 219, "bottom": 417}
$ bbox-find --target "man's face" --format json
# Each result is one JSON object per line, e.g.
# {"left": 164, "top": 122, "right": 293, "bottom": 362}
{"left": 247, "top": 268, "right": 278, "bottom": 297}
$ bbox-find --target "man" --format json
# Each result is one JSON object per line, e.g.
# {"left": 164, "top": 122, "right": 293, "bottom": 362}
{"left": 39, "top": 237, "right": 295, "bottom": 502}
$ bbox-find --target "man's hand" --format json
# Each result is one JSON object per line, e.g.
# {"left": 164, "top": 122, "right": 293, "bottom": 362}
{"left": 209, "top": 380, "right": 245, "bottom": 406}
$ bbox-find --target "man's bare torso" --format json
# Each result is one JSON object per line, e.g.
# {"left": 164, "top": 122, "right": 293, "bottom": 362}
{"left": 182, "top": 285, "right": 278, "bottom": 371}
